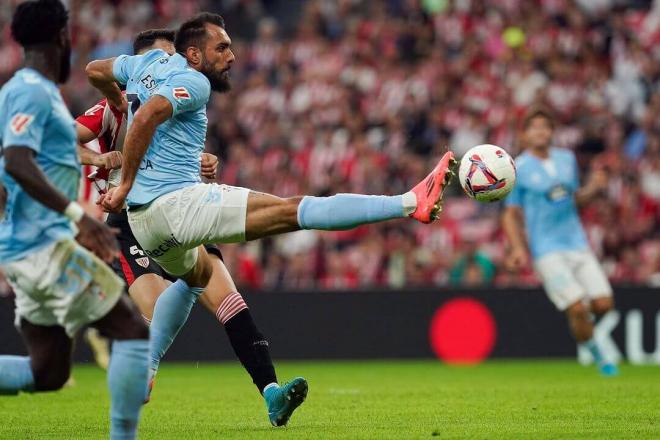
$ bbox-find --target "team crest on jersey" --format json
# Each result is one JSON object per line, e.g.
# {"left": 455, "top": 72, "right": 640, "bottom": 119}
{"left": 135, "top": 257, "right": 150, "bottom": 268}
{"left": 10, "top": 113, "right": 34, "bottom": 135}
{"left": 173, "top": 87, "right": 190, "bottom": 100}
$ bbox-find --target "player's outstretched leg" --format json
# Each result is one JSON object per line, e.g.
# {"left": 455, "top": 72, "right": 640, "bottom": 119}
{"left": 197, "top": 254, "right": 307, "bottom": 426}
{"left": 244, "top": 152, "right": 456, "bottom": 241}
{"left": 91, "top": 296, "right": 150, "bottom": 440}
{"left": 567, "top": 301, "right": 618, "bottom": 377}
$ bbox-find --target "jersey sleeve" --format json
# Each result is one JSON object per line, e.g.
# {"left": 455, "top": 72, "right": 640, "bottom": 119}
{"left": 504, "top": 181, "right": 522, "bottom": 207}
{"left": 76, "top": 99, "right": 108, "bottom": 137}
{"left": 112, "top": 54, "right": 141, "bottom": 85}
{"left": 2, "top": 85, "right": 50, "bottom": 153}
{"left": 154, "top": 70, "right": 210, "bottom": 116}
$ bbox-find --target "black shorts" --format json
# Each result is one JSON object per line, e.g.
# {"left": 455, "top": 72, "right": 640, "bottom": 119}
{"left": 106, "top": 210, "right": 223, "bottom": 286}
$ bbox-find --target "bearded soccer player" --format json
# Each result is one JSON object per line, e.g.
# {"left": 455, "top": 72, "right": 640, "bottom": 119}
{"left": 78, "top": 28, "right": 300, "bottom": 424}
{"left": 502, "top": 108, "right": 618, "bottom": 376}
{"left": 87, "top": 13, "right": 455, "bottom": 425}
{"left": 0, "top": 1, "right": 149, "bottom": 439}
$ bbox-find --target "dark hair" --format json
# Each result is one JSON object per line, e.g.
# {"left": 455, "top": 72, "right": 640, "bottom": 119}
{"left": 522, "top": 107, "right": 555, "bottom": 130}
{"left": 175, "top": 13, "right": 225, "bottom": 54}
{"left": 11, "top": 0, "right": 69, "bottom": 47}
{"left": 133, "top": 29, "right": 176, "bottom": 54}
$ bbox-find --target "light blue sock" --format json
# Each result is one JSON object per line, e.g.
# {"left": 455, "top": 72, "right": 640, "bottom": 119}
{"left": 108, "top": 340, "right": 149, "bottom": 440}
{"left": 582, "top": 339, "right": 604, "bottom": 365}
{"left": 0, "top": 356, "right": 34, "bottom": 395}
{"left": 149, "top": 279, "right": 204, "bottom": 371}
{"left": 297, "top": 194, "right": 409, "bottom": 230}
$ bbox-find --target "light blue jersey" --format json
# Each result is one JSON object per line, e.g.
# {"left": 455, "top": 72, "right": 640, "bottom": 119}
{"left": 0, "top": 68, "right": 79, "bottom": 263}
{"left": 112, "top": 49, "right": 210, "bottom": 207}
{"left": 505, "top": 147, "right": 589, "bottom": 259}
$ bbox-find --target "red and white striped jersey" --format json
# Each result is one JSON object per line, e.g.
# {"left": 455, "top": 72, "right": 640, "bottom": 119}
{"left": 76, "top": 96, "right": 127, "bottom": 204}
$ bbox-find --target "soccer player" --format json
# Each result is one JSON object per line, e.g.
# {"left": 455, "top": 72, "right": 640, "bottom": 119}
{"left": 79, "top": 28, "right": 302, "bottom": 426}
{"left": 502, "top": 108, "right": 618, "bottom": 376}
{"left": 0, "top": 1, "right": 149, "bottom": 439}
{"left": 86, "top": 12, "right": 454, "bottom": 424}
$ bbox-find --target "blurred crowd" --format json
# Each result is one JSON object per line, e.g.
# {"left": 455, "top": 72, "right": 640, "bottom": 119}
{"left": 1, "top": 0, "right": 660, "bottom": 293}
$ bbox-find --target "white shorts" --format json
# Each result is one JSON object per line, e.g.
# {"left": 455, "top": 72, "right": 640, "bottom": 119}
{"left": 1, "top": 240, "right": 124, "bottom": 337}
{"left": 534, "top": 250, "right": 613, "bottom": 311}
{"left": 128, "top": 183, "right": 249, "bottom": 276}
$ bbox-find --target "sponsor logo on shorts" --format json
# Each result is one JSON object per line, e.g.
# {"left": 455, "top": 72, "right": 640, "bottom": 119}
{"left": 145, "top": 234, "right": 182, "bottom": 258}
{"left": 10, "top": 113, "right": 34, "bottom": 135}
{"left": 173, "top": 87, "right": 190, "bottom": 100}
{"left": 135, "top": 257, "right": 150, "bottom": 268}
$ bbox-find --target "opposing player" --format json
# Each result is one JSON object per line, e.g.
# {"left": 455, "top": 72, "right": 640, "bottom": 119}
{"left": 502, "top": 108, "right": 618, "bottom": 376}
{"left": 79, "top": 28, "right": 305, "bottom": 426}
{"left": 86, "top": 12, "right": 455, "bottom": 423}
{"left": 0, "top": 1, "right": 149, "bottom": 438}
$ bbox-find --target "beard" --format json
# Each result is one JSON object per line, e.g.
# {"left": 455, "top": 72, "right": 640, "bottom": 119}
{"left": 58, "top": 40, "right": 71, "bottom": 84}
{"left": 202, "top": 60, "right": 231, "bottom": 93}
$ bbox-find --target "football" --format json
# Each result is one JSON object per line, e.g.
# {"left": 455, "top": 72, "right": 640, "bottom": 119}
{"left": 458, "top": 144, "right": 516, "bottom": 203}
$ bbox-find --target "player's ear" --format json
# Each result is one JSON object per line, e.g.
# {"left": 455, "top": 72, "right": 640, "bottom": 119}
{"left": 185, "top": 46, "right": 203, "bottom": 68}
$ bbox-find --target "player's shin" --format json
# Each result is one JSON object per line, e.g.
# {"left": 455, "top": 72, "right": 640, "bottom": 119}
{"left": 149, "top": 279, "right": 205, "bottom": 373}
{"left": 0, "top": 356, "right": 34, "bottom": 394}
{"left": 217, "top": 293, "right": 277, "bottom": 393}
{"left": 297, "top": 193, "right": 416, "bottom": 230}
{"left": 108, "top": 340, "right": 149, "bottom": 440}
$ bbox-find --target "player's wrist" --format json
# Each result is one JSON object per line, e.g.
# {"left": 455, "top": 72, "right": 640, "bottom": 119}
{"left": 64, "top": 201, "right": 85, "bottom": 223}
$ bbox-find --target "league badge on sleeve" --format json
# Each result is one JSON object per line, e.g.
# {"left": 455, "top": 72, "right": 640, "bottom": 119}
{"left": 173, "top": 87, "right": 190, "bottom": 100}
{"left": 10, "top": 113, "right": 34, "bottom": 135}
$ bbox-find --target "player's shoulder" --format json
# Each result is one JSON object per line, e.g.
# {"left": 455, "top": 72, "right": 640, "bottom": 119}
{"left": 164, "top": 54, "right": 210, "bottom": 84}
{"left": 550, "top": 147, "right": 576, "bottom": 162}
{"left": 513, "top": 151, "right": 533, "bottom": 169}
{"left": 2, "top": 69, "right": 53, "bottom": 101}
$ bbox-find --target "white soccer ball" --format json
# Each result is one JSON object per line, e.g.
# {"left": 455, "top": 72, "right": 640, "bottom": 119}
{"left": 458, "top": 144, "right": 516, "bottom": 203}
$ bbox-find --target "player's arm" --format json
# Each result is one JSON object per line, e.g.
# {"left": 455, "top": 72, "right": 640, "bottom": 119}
{"left": 501, "top": 205, "right": 529, "bottom": 271}
{"left": 85, "top": 58, "right": 127, "bottom": 113}
{"left": 4, "top": 147, "right": 118, "bottom": 262}
{"left": 575, "top": 168, "right": 607, "bottom": 207}
{"left": 101, "top": 95, "right": 172, "bottom": 212}
{"left": 76, "top": 123, "right": 122, "bottom": 169}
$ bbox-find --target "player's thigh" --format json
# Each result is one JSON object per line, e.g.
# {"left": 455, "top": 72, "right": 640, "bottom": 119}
{"left": 90, "top": 295, "right": 149, "bottom": 341}
{"left": 198, "top": 250, "right": 238, "bottom": 313}
{"left": 534, "top": 251, "right": 585, "bottom": 311}
{"left": 108, "top": 211, "right": 169, "bottom": 318}
{"left": 245, "top": 191, "right": 302, "bottom": 240}
{"left": 128, "top": 273, "right": 170, "bottom": 320}
{"left": 573, "top": 251, "right": 613, "bottom": 306}
{"left": 128, "top": 183, "right": 246, "bottom": 276}
{"left": 2, "top": 240, "right": 125, "bottom": 337}
{"left": 19, "top": 319, "right": 73, "bottom": 391}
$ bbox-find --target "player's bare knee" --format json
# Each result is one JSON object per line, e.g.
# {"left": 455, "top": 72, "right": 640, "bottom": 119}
{"left": 591, "top": 297, "right": 614, "bottom": 316}
{"left": 566, "top": 302, "right": 589, "bottom": 322}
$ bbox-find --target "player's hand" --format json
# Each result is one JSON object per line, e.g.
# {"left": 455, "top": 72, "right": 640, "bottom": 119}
{"left": 200, "top": 153, "right": 219, "bottom": 179}
{"left": 100, "top": 186, "right": 128, "bottom": 213}
{"left": 76, "top": 214, "right": 119, "bottom": 263}
{"left": 96, "top": 151, "right": 123, "bottom": 170}
{"left": 506, "top": 246, "right": 528, "bottom": 272}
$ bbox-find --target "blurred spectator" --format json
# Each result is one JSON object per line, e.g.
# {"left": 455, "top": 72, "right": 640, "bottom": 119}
{"left": 1, "top": 0, "right": 659, "bottom": 290}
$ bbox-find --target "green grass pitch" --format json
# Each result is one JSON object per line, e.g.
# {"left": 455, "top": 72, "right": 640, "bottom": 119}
{"left": 1, "top": 360, "right": 659, "bottom": 439}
